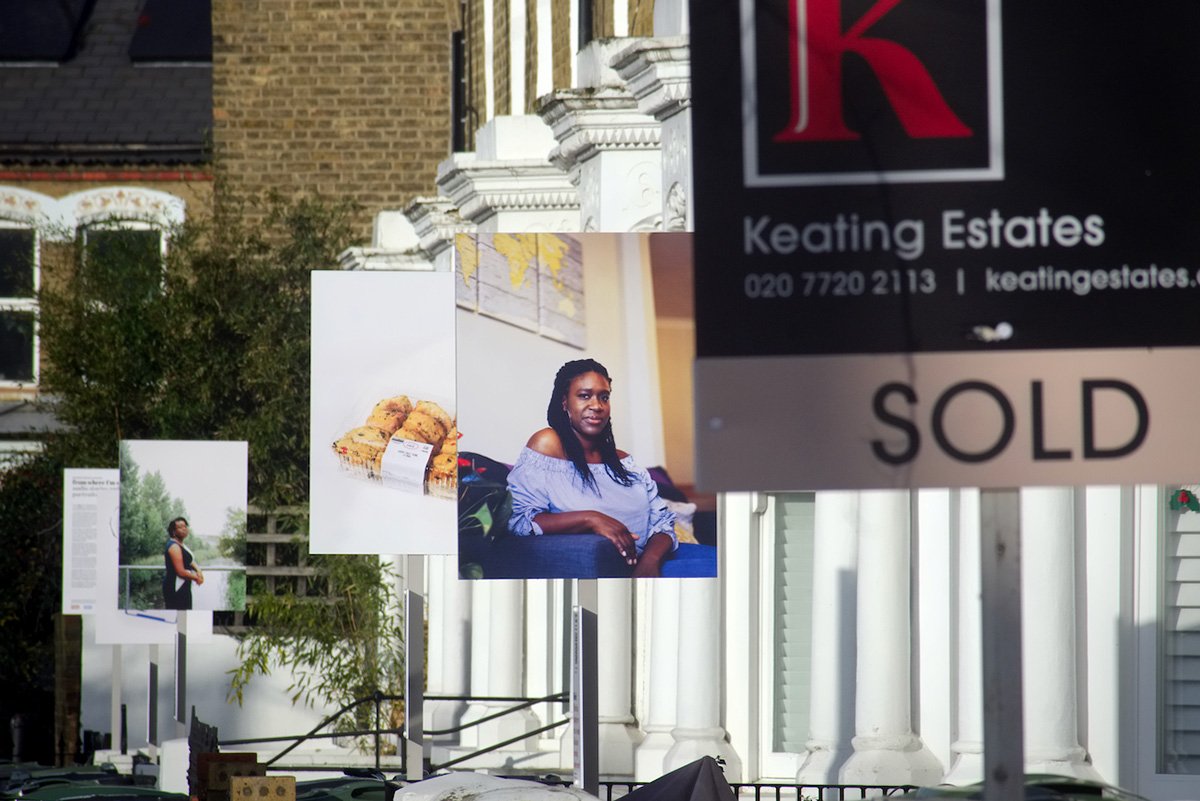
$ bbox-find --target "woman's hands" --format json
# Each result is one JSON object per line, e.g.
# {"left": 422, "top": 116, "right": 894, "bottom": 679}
{"left": 168, "top": 543, "right": 204, "bottom": 584}
{"left": 530, "top": 511, "right": 672, "bottom": 573}
{"left": 532, "top": 509, "right": 639, "bottom": 565}
{"left": 585, "top": 511, "right": 640, "bottom": 565}
{"left": 630, "top": 532, "right": 673, "bottom": 578}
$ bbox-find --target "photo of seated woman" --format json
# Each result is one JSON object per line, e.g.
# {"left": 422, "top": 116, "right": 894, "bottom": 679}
{"left": 513, "top": 358, "right": 684, "bottom": 577}
{"left": 455, "top": 232, "right": 716, "bottom": 579}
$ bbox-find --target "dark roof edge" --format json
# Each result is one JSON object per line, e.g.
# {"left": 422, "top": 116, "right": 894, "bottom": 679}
{"left": 0, "top": 142, "right": 210, "bottom": 165}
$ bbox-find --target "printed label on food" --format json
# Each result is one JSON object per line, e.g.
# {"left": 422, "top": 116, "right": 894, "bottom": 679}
{"left": 380, "top": 438, "right": 433, "bottom": 493}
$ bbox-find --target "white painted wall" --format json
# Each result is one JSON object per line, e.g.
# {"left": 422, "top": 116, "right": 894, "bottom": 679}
{"left": 81, "top": 619, "right": 334, "bottom": 752}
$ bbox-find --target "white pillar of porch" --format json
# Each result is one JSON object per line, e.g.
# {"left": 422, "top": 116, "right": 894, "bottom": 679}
{"left": 458, "top": 581, "right": 540, "bottom": 752}
{"left": 426, "top": 555, "right": 470, "bottom": 745}
{"left": 597, "top": 581, "right": 642, "bottom": 776}
{"left": 612, "top": 36, "right": 691, "bottom": 232}
{"left": 1020, "top": 487, "right": 1100, "bottom": 779}
{"left": 635, "top": 579, "right": 682, "bottom": 780}
{"left": 539, "top": 41, "right": 663, "bottom": 233}
{"left": 664, "top": 577, "right": 743, "bottom": 780}
{"left": 435, "top": 116, "right": 580, "bottom": 233}
{"left": 945, "top": 489, "right": 984, "bottom": 784}
{"left": 797, "top": 491, "right": 859, "bottom": 783}
{"left": 839, "top": 490, "right": 943, "bottom": 786}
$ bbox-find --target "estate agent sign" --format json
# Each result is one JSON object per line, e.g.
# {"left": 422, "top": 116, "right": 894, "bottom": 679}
{"left": 690, "top": 0, "right": 1200, "bottom": 489}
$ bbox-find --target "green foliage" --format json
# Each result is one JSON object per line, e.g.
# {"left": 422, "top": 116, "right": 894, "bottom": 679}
{"left": 0, "top": 193, "right": 411, "bottom": 717}
{"left": 116, "top": 442, "right": 192, "bottom": 609}
{"left": 224, "top": 570, "right": 247, "bottom": 611}
{"left": 218, "top": 507, "right": 248, "bottom": 563}
{"left": 0, "top": 451, "right": 66, "bottom": 692}
{"left": 118, "top": 442, "right": 188, "bottom": 565}
{"left": 228, "top": 553, "right": 403, "bottom": 731}
{"left": 38, "top": 193, "right": 361, "bottom": 507}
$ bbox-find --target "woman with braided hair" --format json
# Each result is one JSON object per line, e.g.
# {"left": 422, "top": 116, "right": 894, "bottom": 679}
{"left": 506, "top": 358, "right": 678, "bottom": 578}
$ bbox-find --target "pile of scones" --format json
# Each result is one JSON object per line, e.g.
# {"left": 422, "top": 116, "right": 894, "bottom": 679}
{"left": 332, "top": 396, "right": 457, "bottom": 497}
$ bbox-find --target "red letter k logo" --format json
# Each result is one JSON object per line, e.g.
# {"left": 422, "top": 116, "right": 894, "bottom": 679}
{"left": 775, "top": 0, "right": 973, "bottom": 142}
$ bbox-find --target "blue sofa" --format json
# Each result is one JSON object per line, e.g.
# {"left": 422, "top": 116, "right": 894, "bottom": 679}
{"left": 457, "top": 452, "right": 717, "bottom": 580}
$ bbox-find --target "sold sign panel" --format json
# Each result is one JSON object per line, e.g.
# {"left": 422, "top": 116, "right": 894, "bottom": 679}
{"left": 691, "top": 0, "right": 1200, "bottom": 490}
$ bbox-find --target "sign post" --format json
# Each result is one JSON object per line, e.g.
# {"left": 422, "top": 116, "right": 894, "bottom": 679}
{"left": 572, "top": 579, "right": 598, "bottom": 796}
{"left": 405, "top": 555, "right": 425, "bottom": 781}
{"left": 689, "top": 1, "right": 1200, "bottom": 797}
{"left": 979, "top": 489, "right": 1023, "bottom": 801}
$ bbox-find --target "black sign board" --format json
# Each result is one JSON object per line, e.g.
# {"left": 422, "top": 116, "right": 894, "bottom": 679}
{"left": 691, "top": 0, "right": 1200, "bottom": 357}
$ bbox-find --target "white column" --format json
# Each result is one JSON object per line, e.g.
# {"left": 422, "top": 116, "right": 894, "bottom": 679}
{"left": 665, "top": 577, "right": 743, "bottom": 780}
{"left": 598, "top": 581, "right": 642, "bottom": 776}
{"left": 1020, "top": 487, "right": 1100, "bottom": 779}
{"left": 459, "top": 581, "right": 540, "bottom": 751}
{"left": 635, "top": 579, "right": 681, "bottom": 780}
{"left": 653, "top": 0, "right": 689, "bottom": 34}
{"left": 945, "top": 489, "right": 984, "bottom": 784}
{"left": 426, "top": 555, "right": 470, "bottom": 744}
{"left": 840, "top": 490, "right": 943, "bottom": 785}
{"left": 797, "top": 491, "right": 859, "bottom": 783}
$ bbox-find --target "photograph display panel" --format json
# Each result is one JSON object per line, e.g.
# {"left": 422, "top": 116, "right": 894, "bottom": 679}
{"left": 118, "top": 439, "right": 248, "bottom": 612}
{"left": 62, "top": 468, "right": 120, "bottom": 614}
{"left": 455, "top": 232, "right": 717, "bottom": 580}
{"left": 309, "top": 270, "right": 458, "bottom": 555}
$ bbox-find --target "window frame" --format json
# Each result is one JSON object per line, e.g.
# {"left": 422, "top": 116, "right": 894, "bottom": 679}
{"left": 756, "top": 491, "right": 817, "bottom": 779}
{"left": 78, "top": 218, "right": 170, "bottom": 303}
{"left": 0, "top": 220, "right": 41, "bottom": 388}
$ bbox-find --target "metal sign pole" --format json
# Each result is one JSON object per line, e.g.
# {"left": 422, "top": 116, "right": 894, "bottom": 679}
{"left": 405, "top": 555, "right": 425, "bottom": 781}
{"left": 147, "top": 645, "right": 159, "bottom": 753}
{"left": 980, "top": 488, "right": 1024, "bottom": 801}
{"left": 111, "top": 644, "right": 123, "bottom": 750}
{"left": 572, "top": 579, "right": 598, "bottom": 796}
{"left": 174, "top": 629, "right": 187, "bottom": 738}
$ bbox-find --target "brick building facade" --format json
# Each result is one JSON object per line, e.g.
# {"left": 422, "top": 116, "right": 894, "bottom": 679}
{"left": 210, "top": 0, "right": 458, "bottom": 237}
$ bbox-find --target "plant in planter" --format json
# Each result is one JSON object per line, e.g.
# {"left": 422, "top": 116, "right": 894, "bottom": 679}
{"left": 1170, "top": 487, "right": 1200, "bottom": 513}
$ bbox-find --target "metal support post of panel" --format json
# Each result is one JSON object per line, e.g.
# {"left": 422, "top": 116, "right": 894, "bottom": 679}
{"left": 405, "top": 555, "right": 425, "bottom": 781}
{"left": 175, "top": 630, "right": 187, "bottom": 738}
{"left": 573, "top": 579, "right": 599, "bottom": 796}
{"left": 980, "top": 489, "right": 1024, "bottom": 801}
{"left": 111, "top": 645, "right": 123, "bottom": 749}
{"left": 148, "top": 646, "right": 160, "bottom": 750}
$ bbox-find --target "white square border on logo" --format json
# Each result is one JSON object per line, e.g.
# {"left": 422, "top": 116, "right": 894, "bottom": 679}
{"left": 740, "top": 0, "right": 1005, "bottom": 187}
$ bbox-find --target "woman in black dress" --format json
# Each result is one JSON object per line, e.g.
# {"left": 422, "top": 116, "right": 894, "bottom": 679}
{"left": 162, "top": 517, "right": 204, "bottom": 610}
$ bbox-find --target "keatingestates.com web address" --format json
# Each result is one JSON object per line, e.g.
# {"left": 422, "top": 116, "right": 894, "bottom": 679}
{"left": 984, "top": 264, "right": 1200, "bottom": 296}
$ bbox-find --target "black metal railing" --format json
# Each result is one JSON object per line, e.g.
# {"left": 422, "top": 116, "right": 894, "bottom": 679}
{"left": 215, "top": 692, "right": 913, "bottom": 800}
{"left": 217, "top": 691, "right": 569, "bottom": 774}
{"left": 588, "top": 780, "right": 916, "bottom": 801}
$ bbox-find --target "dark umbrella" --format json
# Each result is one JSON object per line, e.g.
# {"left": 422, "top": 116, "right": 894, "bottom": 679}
{"left": 620, "top": 758, "right": 735, "bottom": 801}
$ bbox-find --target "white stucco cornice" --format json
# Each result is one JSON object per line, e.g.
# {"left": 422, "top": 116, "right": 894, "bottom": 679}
{"left": 0, "top": 185, "right": 186, "bottom": 239}
{"left": 435, "top": 159, "right": 579, "bottom": 227}
{"left": 611, "top": 36, "right": 691, "bottom": 122}
{"left": 537, "top": 87, "right": 662, "bottom": 174}
{"left": 403, "top": 196, "right": 475, "bottom": 257}
{"left": 337, "top": 247, "right": 435, "bottom": 271}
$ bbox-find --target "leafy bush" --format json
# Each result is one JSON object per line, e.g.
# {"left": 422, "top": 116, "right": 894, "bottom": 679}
{"left": 2, "top": 193, "right": 408, "bottom": 736}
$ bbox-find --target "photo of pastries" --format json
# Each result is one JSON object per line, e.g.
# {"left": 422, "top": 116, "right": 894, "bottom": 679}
{"left": 310, "top": 270, "right": 456, "bottom": 556}
{"left": 332, "top": 396, "right": 458, "bottom": 499}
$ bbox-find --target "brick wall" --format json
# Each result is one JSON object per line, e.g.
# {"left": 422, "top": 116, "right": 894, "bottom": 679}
{"left": 466, "top": 0, "right": 487, "bottom": 149}
{"left": 492, "top": 0, "right": 511, "bottom": 117}
{"left": 629, "top": 0, "right": 654, "bottom": 36}
{"left": 211, "top": 0, "right": 455, "bottom": 239}
{"left": 551, "top": 0, "right": 572, "bottom": 90}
